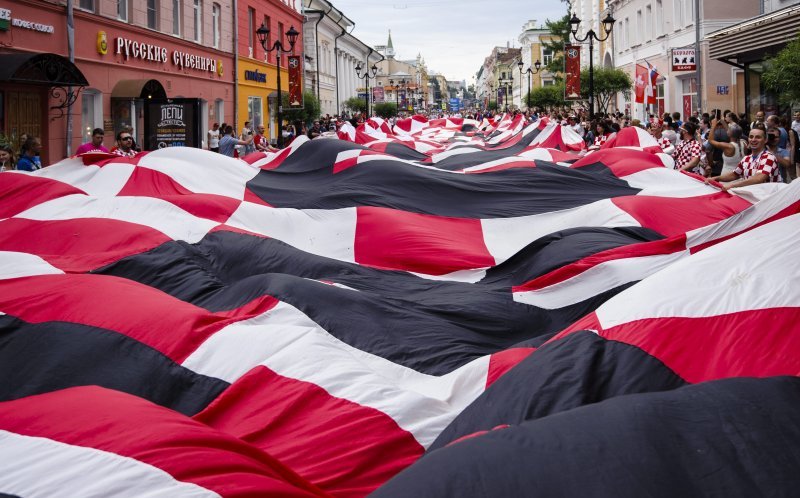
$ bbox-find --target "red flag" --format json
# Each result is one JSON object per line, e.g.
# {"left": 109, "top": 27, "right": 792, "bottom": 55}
{"left": 287, "top": 55, "right": 303, "bottom": 109}
{"left": 564, "top": 45, "right": 581, "bottom": 100}
{"left": 645, "top": 62, "right": 659, "bottom": 105}
{"left": 634, "top": 64, "right": 647, "bottom": 104}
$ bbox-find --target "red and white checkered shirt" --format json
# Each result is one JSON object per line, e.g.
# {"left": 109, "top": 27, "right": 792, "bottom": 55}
{"left": 657, "top": 136, "right": 672, "bottom": 152}
{"left": 593, "top": 133, "right": 612, "bottom": 148}
{"left": 673, "top": 139, "right": 703, "bottom": 172}
{"left": 734, "top": 149, "right": 782, "bottom": 182}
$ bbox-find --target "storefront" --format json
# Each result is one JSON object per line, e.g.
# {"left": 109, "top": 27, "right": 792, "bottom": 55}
{"left": 237, "top": 58, "right": 285, "bottom": 144}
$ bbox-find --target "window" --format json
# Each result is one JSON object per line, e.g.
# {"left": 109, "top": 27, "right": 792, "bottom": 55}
{"left": 147, "top": 0, "right": 158, "bottom": 30}
{"left": 212, "top": 4, "right": 220, "bottom": 48}
{"left": 172, "top": 0, "right": 181, "bottom": 36}
{"left": 542, "top": 48, "right": 553, "bottom": 66}
{"left": 81, "top": 90, "right": 102, "bottom": 144}
{"left": 248, "top": 96, "right": 263, "bottom": 128}
{"left": 263, "top": 16, "right": 272, "bottom": 62}
{"left": 193, "top": 0, "right": 202, "bottom": 42}
{"left": 625, "top": 18, "right": 631, "bottom": 48}
{"left": 645, "top": 6, "right": 652, "bottom": 42}
{"left": 685, "top": 0, "right": 694, "bottom": 24}
{"left": 655, "top": 0, "right": 663, "bottom": 35}
{"left": 78, "top": 0, "right": 94, "bottom": 11}
{"left": 674, "top": 0, "right": 682, "bottom": 29}
{"left": 248, "top": 8, "right": 255, "bottom": 57}
{"left": 117, "top": 0, "right": 128, "bottom": 21}
{"left": 278, "top": 22, "right": 284, "bottom": 65}
{"left": 636, "top": 10, "right": 642, "bottom": 44}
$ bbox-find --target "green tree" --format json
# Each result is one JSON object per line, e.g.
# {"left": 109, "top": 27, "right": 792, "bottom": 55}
{"left": 579, "top": 68, "right": 632, "bottom": 115}
{"left": 762, "top": 36, "right": 800, "bottom": 107}
{"left": 487, "top": 100, "right": 498, "bottom": 111}
{"left": 344, "top": 96, "right": 366, "bottom": 114}
{"left": 373, "top": 102, "right": 398, "bottom": 118}
{"left": 530, "top": 84, "right": 566, "bottom": 111}
{"left": 281, "top": 91, "right": 320, "bottom": 125}
{"left": 542, "top": 14, "right": 571, "bottom": 80}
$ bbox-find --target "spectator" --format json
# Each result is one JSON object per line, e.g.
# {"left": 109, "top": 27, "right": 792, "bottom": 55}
{"left": 650, "top": 119, "right": 675, "bottom": 155}
{"left": 671, "top": 111, "right": 683, "bottom": 128}
{"left": 708, "top": 124, "right": 781, "bottom": 189}
{"left": 750, "top": 111, "right": 765, "bottom": 131}
{"left": 792, "top": 111, "right": 800, "bottom": 138}
{"left": 708, "top": 119, "right": 745, "bottom": 176}
{"left": 766, "top": 126, "right": 791, "bottom": 181}
{"left": 240, "top": 121, "right": 255, "bottom": 155}
{"left": 16, "top": 137, "right": 42, "bottom": 171}
{"left": 0, "top": 144, "right": 15, "bottom": 171}
{"left": 75, "top": 128, "right": 109, "bottom": 155}
{"left": 218, "top": 125, "right": 252, "bottom": 157}
{"left": 253, "top": 124, "right": 275, "bottom": 152}
{"left": 112, "top": 131, "right": 138, "bottom": 158}
{"left": 673, "top": 121, "right": 705, "bottom": 175}
{"left": 307, "top": 121, "right": 322, "bottom": 139}
{"left": 208, "top": 123, "right": 220, "bottom": 153}
{"left": 766, "top": 115, "right": 789, "bottom": 149}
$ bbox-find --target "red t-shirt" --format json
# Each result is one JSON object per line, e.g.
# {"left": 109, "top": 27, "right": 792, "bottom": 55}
{"left": 75, "top": 142, "right": 109, "bottom": 155}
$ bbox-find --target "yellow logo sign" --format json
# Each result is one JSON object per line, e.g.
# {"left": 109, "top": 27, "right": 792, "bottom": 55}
{"left": 97, "top": 31, "right": 107, "bottom": 55}
{"left": 217, "top": 60, "right": 224, "bottom": 77}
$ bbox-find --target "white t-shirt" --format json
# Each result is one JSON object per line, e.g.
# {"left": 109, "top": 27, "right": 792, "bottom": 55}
{"left": 208, "top": 129, "right": 220, "bottom": 148}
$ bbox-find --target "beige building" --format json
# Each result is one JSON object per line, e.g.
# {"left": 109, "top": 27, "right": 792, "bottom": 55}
{"left": 374, "top": 31, "right": 430, "bottom": 112}
{"left": 517, "top": 20, "right": 559, "bottom": 109}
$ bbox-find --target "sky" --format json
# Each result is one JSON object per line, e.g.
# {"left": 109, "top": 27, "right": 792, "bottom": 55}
{"left": 330, "top": 0, "right": 568, "bottom": 83}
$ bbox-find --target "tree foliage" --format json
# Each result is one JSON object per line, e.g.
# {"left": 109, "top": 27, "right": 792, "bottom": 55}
{"left": 762, "top": 36, "right": 800, "bottom": 107}
{"left": 542, "top": 14, "right": 571, "bottom": 80}
{"left": 281, "top": 91, "right": 320, "bottom": 125}
{"left": 579, "top": 68, "right": 632, "bottom": 115}
{"left": 530, "top": 84, "right": 566, "bottom": 111}
{"left": 373, "top": 102, "right": 398, "bottom": 119}
{"left": 343, "top": 96, "right": 367, "bottom": 114}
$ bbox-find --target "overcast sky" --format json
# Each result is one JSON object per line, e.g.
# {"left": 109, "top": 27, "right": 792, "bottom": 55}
{"left": 329, "top": 0, "right": 569, "bottom": 83}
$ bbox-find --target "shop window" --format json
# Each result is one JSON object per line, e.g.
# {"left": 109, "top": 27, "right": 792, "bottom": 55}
{"left": 117, "top": 0, "right": 128, "bottom": 22}
{"left": 212, "top": 4, "right": 221, "bottom": 49}
{"left": 248, "top": 96, "right": 263, "bottom": 128}
{"left": 147, "top": 0, "right": 159, "bottom": 30}
{"left": 681, "top": 77, "right": 698, "bottom": 118}
{"left": 79, "top": 0, "right": 94, "bottom": 12}
{"left": 81, "top": 90, "right": 103, "bottom": 144}
{"left": 193, "top": 0, "right": 202, "bottom": 42}
{"left": 215, "top": 99, "right": 224, "bottom": 125}
{"left": 172, "top": 0, "right": 181, "bottom": 36}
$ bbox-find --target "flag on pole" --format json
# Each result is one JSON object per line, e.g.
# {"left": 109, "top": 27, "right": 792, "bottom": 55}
{"left": 645, "top": 61, "right": 659, "bottom": 106}
{"left": 634, "top": 64, "right": 648, "bottom": 104}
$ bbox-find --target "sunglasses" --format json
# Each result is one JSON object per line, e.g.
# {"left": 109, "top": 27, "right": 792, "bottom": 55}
{"left": 120, "top": 136, "right": 133, "bottom": 141}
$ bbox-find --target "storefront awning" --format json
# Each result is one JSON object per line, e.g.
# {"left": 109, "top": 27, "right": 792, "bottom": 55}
{"left": 708, "top": 5, "right": 800, "bottom": 64}
{"left": 0, "top": 52, "right": 88, "bottom": 87}
{"left": 111, "top": 79, "right": 167, "bottom": 99}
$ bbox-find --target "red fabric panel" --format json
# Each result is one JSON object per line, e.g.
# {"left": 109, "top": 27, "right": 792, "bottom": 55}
{"left": 195, "top": 366, "right": 424, "bottom": 497}
{"left": 117, "top": 167, "right": 241, "bottom": 223}
{"left": 0, "top": 274, "right": 278, "bottom": 363}
{"left": 354, "top": 206, "right": 495, "bottom": 275}
{"left": 0, "top": 173, "right": 85, "bottom": 218}
{"left": 0, "top": 218, "right": 171, "bottom": 272}
{"left": 571, "top": 148, "right": 666, "bottom": 175}
{"left": 486, "top": 348, "right": 537, "bottom": 387}
{"left": 689, "top": 200, "right": 800, "bottom": 253}
{"left": 0, "top": 386, "right": 326, "bottom": 497}
{"left": 612, "top": 193, "right": 752, "bottom": 236}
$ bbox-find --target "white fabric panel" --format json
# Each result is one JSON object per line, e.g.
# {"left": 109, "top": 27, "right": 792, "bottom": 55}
{"left": 182, "top": 301, "right": 490, "bottom": 448}
{"left": 31, "top": 160, "right": 135, "bottom": 198}
{"left": 481, "top": 199, "right": 641, "bottom": 264}
{"left": 137, "top": 147, "right": 258, "bottom": 200}
{"left": 409, "top": 268, "right": 487, "bottom": 283}
{"left": 226, "top": 203, "right": 357, "bottom": 263}
{"left": 0, "top": 251, "right": 64, "bottom": 280}
{"left": 0, "top": 431, "right": 219, "bottom": 498}
{"left": 597, "top": 213, "right": 800, "bottom": 330}
{"left": 13, "top": 194, "right": 218, "bottom": 243}
{"left": 461, "top": 157, "right": 534, "bottom": 173}
{"left": 623, "top": 168, "right": 720, "bottom": 198}
{"left": 514, "top": 251, "right": 688, "bottom": 309}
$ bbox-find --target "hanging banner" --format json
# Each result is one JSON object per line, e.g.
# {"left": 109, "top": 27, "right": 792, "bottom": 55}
{"left": 287, "top": 55, "right": 303, "bottom": 108}
{"left": 564, "top": 45, "right": 581, "bottom": 100}
{"left": 372, "top": 86, "right": 385, "bottom": 103}
{"left": 634, "top": 64, "right": 647, "bottom": 104}
{"left": 672, "top": 48, "right": 696, "bottom": 71}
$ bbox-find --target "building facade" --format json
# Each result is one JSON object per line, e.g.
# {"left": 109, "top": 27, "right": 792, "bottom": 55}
{"left": 517, "top": 19, "right": 559, "bottom": 109}
{"left": 237, "top": 0, "right": 302, "bottom": 143}
{"left": 373, "top": 32, "right": 430, "bottom": 113}
{"left": 0, "top": 0, "right": 238, "bottom": 164}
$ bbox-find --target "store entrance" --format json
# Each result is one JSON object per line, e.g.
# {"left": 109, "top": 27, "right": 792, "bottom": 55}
{"left": 2, "top": 89, "right": 43, "bottom": 153}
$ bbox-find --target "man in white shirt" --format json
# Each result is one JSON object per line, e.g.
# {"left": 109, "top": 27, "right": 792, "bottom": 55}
{"left": 207, "top": 123, "right": 220, "bottom": 153}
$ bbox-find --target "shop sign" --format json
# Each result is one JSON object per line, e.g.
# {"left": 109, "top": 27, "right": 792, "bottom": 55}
{"left": 672, "top": 49, "right": 696, "bottom": 72}
{"left": 0, "top": 8, "right": 10, "bottom": 31}
{"left": 244, "top": 69, "right": 267, "bottom": 83}
{"left": 717, "top": 85, "right": 729, "bottom": 95}
{"left": 0, "top": 8, "right": 54, "bottom": 33}
{"left": 114, "top": 36, "right": 219, "bottom": 75}
{"left": 144, "top": 98, "right": 201, "bottom": 150}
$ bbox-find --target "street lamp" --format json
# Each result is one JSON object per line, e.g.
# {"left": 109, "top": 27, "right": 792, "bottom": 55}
{"left": 355, "top": 62, "right": 378, "bottom": 118}
{"left": 569, "top": 12, "right": 615, "bottom": 120}
{"left": 499, "top": 75, "right": 513, "bottom": 112}
{"left": 517, "top": 59, "right": 542, "bottom": 110}
{"left": 256, "top": 23, "right": 299, "bottom": 148}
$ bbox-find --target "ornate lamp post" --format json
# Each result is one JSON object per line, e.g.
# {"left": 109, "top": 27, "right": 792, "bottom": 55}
{"left": 569, "top": 12, "right": 615, "bottom": 120}
{"left": 517, "top": 59, "right": 542, "bottom": 110}
{"left": 489, "top": 82, "right": 494, "bottom": 111}
{"left": 355, "top": 62, "right": 378, "bottom": 118}
{"left": 499, "top": 76, "right": 513, "bottom": 112}
{"left": 256, "top": 23, "right": 299, "bottom": 148}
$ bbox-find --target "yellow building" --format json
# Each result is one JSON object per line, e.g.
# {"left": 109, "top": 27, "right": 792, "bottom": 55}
{"left": 237, "top": 57, "right": 289, "bottom": 144}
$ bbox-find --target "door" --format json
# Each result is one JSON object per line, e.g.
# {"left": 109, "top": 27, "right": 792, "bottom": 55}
{"left": 6, "top": 90, "right": 42, "bottom": 152}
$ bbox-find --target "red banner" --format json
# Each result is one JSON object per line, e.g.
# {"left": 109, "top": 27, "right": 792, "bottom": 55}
{"left": 287, "top": 55, "right": 303, "bottom": 108}
{"left": 564, "top": 45, "right": 581, "bottom": 100}
{"left": 634, "top": 64, "right": 647, "bottom": 104}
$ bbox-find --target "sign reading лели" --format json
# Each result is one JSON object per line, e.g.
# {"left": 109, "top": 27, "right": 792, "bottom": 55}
{"left": 114, "top": 36, "right": 220, "bottom": 75}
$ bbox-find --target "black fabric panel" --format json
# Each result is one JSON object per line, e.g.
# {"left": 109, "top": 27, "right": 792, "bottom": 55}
{"left": 383, "top": 142, "right": 429, "bottom": 161}
{"left": 0, "top": 316, "right": 229, "bottom": 416}
{"left": 375, "top": 376, "right": 800, "bottom": 498}
{"left": 429, "top": 331, "right": 687, "bottom": 450}
{"left": 248, "top": 140, "right": 639, "bottom": 217}
{"left": 93, "top": 231, "right": 645, "bottom": 376}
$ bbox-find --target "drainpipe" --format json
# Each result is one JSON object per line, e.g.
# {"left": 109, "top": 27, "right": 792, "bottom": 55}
{"left": 695, "top": 0, "right": 701, "bottom": 115}
{"left": 233, "top": 0, "right": 239, "bottom": 129}
{"left": 65, "top": 0, "right": 75, "bottom": 157}
{"left": 334, "top": 26, "right": 346, "bottom": 115}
